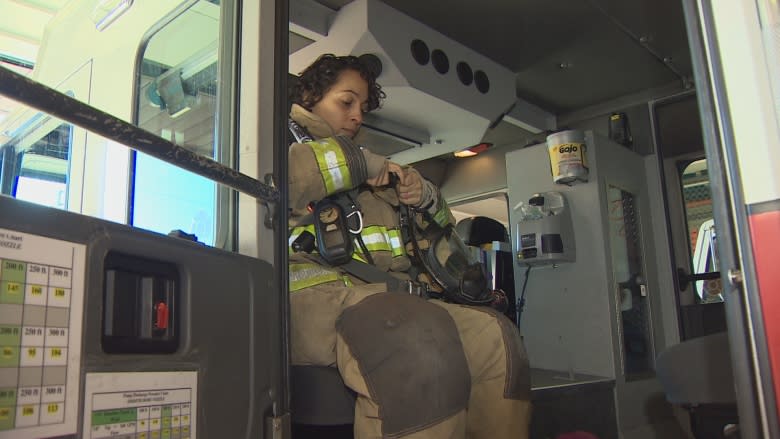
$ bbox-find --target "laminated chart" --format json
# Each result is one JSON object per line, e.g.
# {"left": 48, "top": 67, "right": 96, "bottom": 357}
{"left": 84, "top": 372, "right": 198, "bottom": 439}
{"left": 0, "top": 228, "right": 85, "bottom": 439}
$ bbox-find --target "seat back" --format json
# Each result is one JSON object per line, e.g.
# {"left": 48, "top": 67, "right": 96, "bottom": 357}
{"left": 656, "top": 331, "right": 736, "bottom": 405}
{"left": 290, "top": 365, "right": 356, "bottom": 425}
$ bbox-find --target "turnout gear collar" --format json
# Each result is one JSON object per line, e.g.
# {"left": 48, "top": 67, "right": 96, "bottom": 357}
{"left": 290, "top": 104, "right": 336, "bottom": 139}
{"left": 290, "top": 104, "right": 388, "bottom": 181}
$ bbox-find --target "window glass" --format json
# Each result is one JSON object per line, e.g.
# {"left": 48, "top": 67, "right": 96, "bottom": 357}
{"left": 681, "top": 159, "right": 722, "bottom": 302}
{"left": 757, "top": 1, "right": 780, "bottom": 129}
{"left": 1, "top": 3, "right": 81, "bottom": 209}
{"left": 13, "top": 124, "right": 70, "bottom": 209}
{"left": 1, "top": 1, "right": 136, "bottom": 220}
{"left": 0, "top": 3, "right": 179, "bottom": 223}
{"left": 133, "top": 0, "right": 229, "bottom": 246}
{"left": 0, "top": 112, "right": 71, "bottom": 209}
{"left": 2, "top": 1, "right": 234, "bottom": 231}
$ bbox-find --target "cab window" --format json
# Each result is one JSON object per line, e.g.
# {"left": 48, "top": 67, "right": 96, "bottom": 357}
{"left": 680, "top": 159, "right": 721, "bottom": 302}
{"left": 132, "top": 0, "right": 235, "bottom": 247}
{"left": 0, "top": 118, "right": 70, "bottom": 209}
{"left": 1, "top": 1, "right": 236, "bottom": 243}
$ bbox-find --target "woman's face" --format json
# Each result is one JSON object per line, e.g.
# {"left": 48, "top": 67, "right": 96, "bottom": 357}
{"left": 311, "top": 69, "right": 369, "bottom": 139}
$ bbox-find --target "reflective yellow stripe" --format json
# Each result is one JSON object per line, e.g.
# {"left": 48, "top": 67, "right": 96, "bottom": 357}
{"left": 351, "top": 250, "right": 368, "bottom": 263}
{"left": 290, "top": 263, "right": 347, "bottom": 291}
{"left": 387, "top": 229, "right": 404, "bottom": 257}
{"left": 432, "top": 199, "right": 451, "bottom": 227}
{"left": 289, "top": 224, "right": 406, "bottom": 285}
{"left": 308, "top": 138, "right": 352, "bottom": 194}
{"left": 360, "top": 225, "right": 405, "bottom": 257}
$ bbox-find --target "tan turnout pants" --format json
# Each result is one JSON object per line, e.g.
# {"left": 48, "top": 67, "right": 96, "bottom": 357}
{"left": 290, "top": 282, "right": 531, "bottom": 439}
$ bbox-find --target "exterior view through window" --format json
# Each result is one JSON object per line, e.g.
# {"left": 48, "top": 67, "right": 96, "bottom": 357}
{"left": 133, "top": 0, "right": 227, "bottom": 246}
{"left": 0, "top": 116, "right": 70, "bottom": 210}
{"left": 1, "top": 0, "right": 235, "bottom": 241}
{"left": 680, "top": 159, "right": 721, "bottom": 302}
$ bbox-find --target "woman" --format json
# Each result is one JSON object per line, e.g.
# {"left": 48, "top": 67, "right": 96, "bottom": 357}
{"left": 288, "top": 53, "right": 531, "bottom": 439}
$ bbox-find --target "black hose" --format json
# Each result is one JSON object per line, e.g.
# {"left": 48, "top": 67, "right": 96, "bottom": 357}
{"left": 516, "top": 265, "right": 532, "bottom": 326}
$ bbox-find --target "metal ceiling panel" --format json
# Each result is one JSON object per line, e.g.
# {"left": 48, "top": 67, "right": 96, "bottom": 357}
{"left": 514, "top": 22, "right": 682, "bottom": 113}
{"left": 313, "top": 0, "right": 693, "bottom": 115}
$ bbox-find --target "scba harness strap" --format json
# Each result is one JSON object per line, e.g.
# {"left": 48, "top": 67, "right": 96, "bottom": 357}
{"left": 288, "top": 119, "right": 426, "bottom": 296}
{"left": 288, "top": 120, "right": 498, "bottom": 308}
{"left": 288, "top": 118, "right": 368, "bottom": 265}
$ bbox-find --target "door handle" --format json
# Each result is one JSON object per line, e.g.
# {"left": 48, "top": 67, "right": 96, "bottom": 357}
{"left": 619, "top": 273, "right": 645, "bottom": 292}
{"left": 618, "top": 273, "right": 646, "bottom": 306}
{"left": 676, "top": 267, "right": 721, "bottom": 290}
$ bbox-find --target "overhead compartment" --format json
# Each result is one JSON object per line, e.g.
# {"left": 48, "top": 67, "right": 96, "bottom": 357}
{"left": 290, "top": 0, "right": 554, "bottom": 163}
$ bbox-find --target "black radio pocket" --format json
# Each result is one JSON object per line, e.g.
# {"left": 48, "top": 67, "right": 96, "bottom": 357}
{"left": 313, "top": 199, "right": 353, "bottom": 265}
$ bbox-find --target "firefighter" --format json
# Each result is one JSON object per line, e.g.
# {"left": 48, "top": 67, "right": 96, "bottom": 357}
{"left": 288, "top": 53, "right": 531, "bottom": 438}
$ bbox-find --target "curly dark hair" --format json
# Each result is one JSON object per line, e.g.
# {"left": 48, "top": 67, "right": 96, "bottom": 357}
{"left": 290, "top": 54, "right": 386, "bottom": 112}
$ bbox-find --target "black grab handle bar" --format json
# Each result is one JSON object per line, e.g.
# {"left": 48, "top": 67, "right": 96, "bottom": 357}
{"left": 0, "top": 66, "right": 279, "bottom": 203}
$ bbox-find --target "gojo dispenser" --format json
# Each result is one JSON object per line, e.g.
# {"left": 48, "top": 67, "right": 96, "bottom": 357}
{"left": 547, "top": 130, "right": 589, "bottom": 184}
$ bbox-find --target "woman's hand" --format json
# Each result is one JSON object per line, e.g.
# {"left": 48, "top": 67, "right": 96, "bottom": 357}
{"left": 366, "top": 161, "right": 404, "bottom": 187}
{"left": 397, "top": 169, "right": 423, "bottom": 206}
{"left": 365, "top": 161, "right": 424, "bottom": 206}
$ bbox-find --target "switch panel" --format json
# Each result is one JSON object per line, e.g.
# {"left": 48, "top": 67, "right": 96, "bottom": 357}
{"left": 102, "top": 252, "right": 179, "bottom": 353}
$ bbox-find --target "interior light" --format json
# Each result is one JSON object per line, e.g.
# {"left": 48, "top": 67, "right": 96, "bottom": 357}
{"left": 92, "top": 0, "right": 134, "bottom": 31}
{"left": 453, "top": 149, "right": 478, "bottom": 158}
{"left": 453, "top": 142, "right": 492, "bottom": 158}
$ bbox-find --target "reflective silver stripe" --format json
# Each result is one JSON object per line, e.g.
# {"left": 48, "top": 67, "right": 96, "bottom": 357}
{"left": 324, "top": 150, "right": 346, "bottom": 190}
{"left": 362, "top": 231, "right": 392, "bottom": 252}
{"left": 361, "top": 226, "right": 405, "bottom": 254}
{"left": 309, "top": 138, "right": 351, "bottom": 194}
